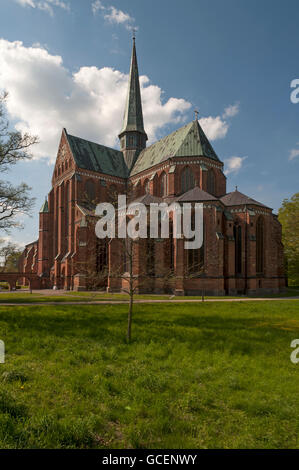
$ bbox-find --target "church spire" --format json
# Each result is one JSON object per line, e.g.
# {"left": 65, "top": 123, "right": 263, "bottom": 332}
{"left": 119, "top": 36, "right": 147, "bottom": 171}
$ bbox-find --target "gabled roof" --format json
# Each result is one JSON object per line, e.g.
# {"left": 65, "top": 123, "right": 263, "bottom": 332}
{"left": 175, "top": 186, "right": 218, "bottom": 202}
{"left": 130, "top": 119, "right": 220, "bottom": 176}
{"left": 220, "top": 190, "right": 270, "bottom": 208}
{"left": 65, "top": 131, "right": 128, "bottom": 179}
{"left": 119, "top": 38, "right": 147, "bottom": 137}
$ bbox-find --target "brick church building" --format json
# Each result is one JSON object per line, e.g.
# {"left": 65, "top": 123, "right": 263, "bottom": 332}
{"left": 20, "top": 38, "right": 286, "bottom": 295}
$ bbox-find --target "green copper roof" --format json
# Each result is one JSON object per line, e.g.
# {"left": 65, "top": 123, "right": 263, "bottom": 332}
{"left": 40, "top": 199, "right": 49, "bottom": 213}
{"left": 119, "top": 38, "right": 146, "bottom": 136}
{"left": 130, "top": 119, "right": 220, "bottom": 176}
{"left": 66, "top": 132, "right": 128, "bottom": 178}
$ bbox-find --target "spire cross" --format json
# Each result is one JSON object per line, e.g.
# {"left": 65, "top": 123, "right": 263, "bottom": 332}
{"left": 194, "top": 109, "right": 199, "bottom": 121}
{"left": 132, "top": 27, "right": 137, "bottom": 40}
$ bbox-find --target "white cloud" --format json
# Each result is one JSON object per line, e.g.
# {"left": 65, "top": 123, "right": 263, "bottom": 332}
{"left": 199, "top": 115, "right": 229, "bottom": 140}
{"left": 92, "top": 1, "right": 135, "bottom": 30}
{"left": 104, "top": 7, "right": 132, "bottom": 25}
{"left": 289, "top": 148, "right": 299, "bottom": 161}
{"left": 92, "top": 0, "right": 105, "bottom": 14}
{"left": 199, "top": 102, "right": 239, "bottom": 141}
{"left": 14, "top": 0, "right": 70, "bottom": 16}
{"left": 0, "top": 39, "right": 191, "bottom": 163}
{"left": 15, "top": 0, "right": 35, "bottom": 6}
{"left": 222, "top": 102, "right": 240, "bottom": 119}
{"left": 224, "top": 156, "right": 247, "bottom": 175}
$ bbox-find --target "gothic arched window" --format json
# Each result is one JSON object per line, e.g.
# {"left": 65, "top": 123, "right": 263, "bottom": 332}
{"left": 128, "top": 136, "right": 134, "bottom": 147}
{"left": 207, "top": 169, "right": 215, "bottom": 195}
{"left": 256, "top": 216, "right": 264, "bottom": 274}
{"left": 160, "top": 172, "right": 167, "bottom": 197}
{"left": 96, "top": 239, "right": 108, "bottom": 274}
{"left": 146, "top": 226, "right": 155, "bottom": 277}
{"left": 108, "top": 184, "right": 117, "bottom": 203}
{"left": 65, "top": 181, "right": 69, "bottom": 242}
{"left": 144, "top": 179, "right": 150, "bottom": 194}
{"left": 181, "top": 166, "right": 195, "bottom": 193}
{"left": 165, "top": 221, "right": 175, "bottom": 273}
{"left": 187, "top": 214, "right": 205, "bottom": 275}
{"left": 85, "top": 179, "right": 96, "bottom": 202}
{"left": 234, "top": 224, "right": 242, "bottom": 275}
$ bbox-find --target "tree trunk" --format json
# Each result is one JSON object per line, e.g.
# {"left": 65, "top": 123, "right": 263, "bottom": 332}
{"left": 127, "top": 293, "right": 133, "bottom": 342}
{"left": 126, "top": 240, "right": 134, "bottom": 342}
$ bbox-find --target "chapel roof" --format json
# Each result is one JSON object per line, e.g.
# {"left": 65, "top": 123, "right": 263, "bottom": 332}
{"left": 220, "top": 190, "right": 269, "bottom": 208}
{"left": 175, "top": 186, "right": 218, "bottom": 202}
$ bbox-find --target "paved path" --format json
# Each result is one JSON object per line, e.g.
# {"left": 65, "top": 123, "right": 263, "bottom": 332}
{"left": 0, "top": 297, "right": 299, "bottom": 306}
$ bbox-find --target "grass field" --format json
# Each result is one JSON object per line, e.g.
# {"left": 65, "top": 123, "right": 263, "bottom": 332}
{"left": 0, "top": 301, "right": 299, "bottom": 448}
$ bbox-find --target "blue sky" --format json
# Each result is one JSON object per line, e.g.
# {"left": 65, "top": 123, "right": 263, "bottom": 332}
{"left": 0, "top": 0, "right": 299, "bottom": 247}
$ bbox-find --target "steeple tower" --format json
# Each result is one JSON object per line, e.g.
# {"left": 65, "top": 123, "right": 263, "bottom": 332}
{"left": 119, "top": 35, "right": 148, "bottom": 171}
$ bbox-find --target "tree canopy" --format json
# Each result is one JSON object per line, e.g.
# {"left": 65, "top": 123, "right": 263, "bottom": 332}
{"left": 0, "top": 92, "right": 37, "bottom": 232}
{"left": 278, "top": 192, "right": 299, "bottom": 286}
{"left": 0, "top": 240, "right": 22, "bottom": 272}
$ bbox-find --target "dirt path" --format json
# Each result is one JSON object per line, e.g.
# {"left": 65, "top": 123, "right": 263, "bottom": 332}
{"left": 0, "top": 297, "right": 299, "bottom": 306}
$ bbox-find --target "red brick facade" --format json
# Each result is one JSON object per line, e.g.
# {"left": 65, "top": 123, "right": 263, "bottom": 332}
{"left": 20, "top": 41, "right": 286, "bottom": 295}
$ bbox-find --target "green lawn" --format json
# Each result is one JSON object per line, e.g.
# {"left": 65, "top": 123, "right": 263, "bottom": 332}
{"left": 0, "top": 301, "right": 299, "bottom": 448}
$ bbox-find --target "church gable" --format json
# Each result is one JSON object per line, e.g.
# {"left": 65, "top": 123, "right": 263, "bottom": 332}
{"left": 52, "top": 129, "right": 75, "bottom": 184}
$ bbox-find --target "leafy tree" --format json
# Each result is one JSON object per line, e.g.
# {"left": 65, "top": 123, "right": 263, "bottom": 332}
{"left": 278, "top": 192, "right": 299, "bottom": 286}
{"left": 0, "top": 240, "right": 22, "bottom": 272}
{"left": 0, "top": 92, "right": 37, "bottom": 232}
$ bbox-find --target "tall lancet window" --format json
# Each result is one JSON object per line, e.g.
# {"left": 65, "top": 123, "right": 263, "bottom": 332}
{"left": 160, "top": 172, "right": 167, "bottom": 197}
{"left": 146, "top": 226, "right": 155, "bottom": 277}
{"left": 234, "top": 224, "right": 242, "bottom": 275}
{"left": 144, "top": 179, "right": 150, "bottom": 194}
{"left": 187, "top": 212, "right": 205, "bottom": 275}
{"left": 256, "top": 216, "right": 264, "bottom": 274}
{"left": 85, "top": 180, "right": 95, "bottom": 203}
{"left": 96, "top": 239, "right": 108, "bottom": 274}
{"left": 181, "top": 166, "right": 195, "bottom": 193}
{"left": 207, "top": 169, "right": 215, "bottom": 195}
